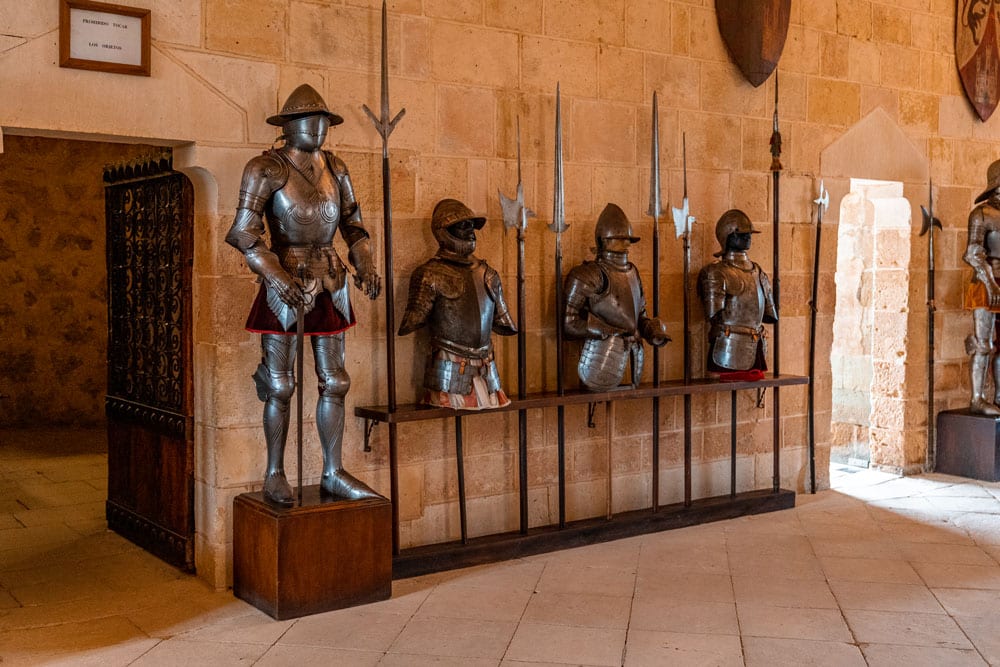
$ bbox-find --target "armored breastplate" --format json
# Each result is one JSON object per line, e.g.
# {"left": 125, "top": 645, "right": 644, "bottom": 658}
{"left": 986, "top": 227, "right": 1000, "bottom": 261}
{"left": 266, "top": 152, "right": 341, "bottom": 247}
{"left": 589, "top": 261, "right": 642, "bottom": 333}
{"left": 429, "top": 260, "right": 496, "bottom": 355}
{"left": 715, "top": 262, "right": 764, "bottom": 329}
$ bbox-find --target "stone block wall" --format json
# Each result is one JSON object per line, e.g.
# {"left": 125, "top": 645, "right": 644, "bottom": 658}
{"left": 0, "top": 0, "right": 991, "bottom": 586}
{"left": 0, "top": 136, "right": 159, "bottom": 427}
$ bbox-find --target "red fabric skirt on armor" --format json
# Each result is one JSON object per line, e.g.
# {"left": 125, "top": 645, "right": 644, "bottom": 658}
{"left": 245, "top": 285, "right": 355, "bottom": 335}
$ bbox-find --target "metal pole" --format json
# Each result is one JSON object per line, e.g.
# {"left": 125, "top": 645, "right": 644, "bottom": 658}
{"left": 808, "top": 182, "right": 829, "bottom": 494}
{"left": 455, "top": 416, "right": 468, "bottom": 544}
{"left": 770, "top": 72, "right": 783, "bottom": 493}
{"left": 673, "top": 134, "right": 694, "bottom": 508}
{"left": 920, "top": 182, "right": 941, "bottom": 471}
{"left": 648, "top": 91, "right": 662, "bottom": 512}
{"left": 362, "top": 0, "right": 406, "bottom": 553}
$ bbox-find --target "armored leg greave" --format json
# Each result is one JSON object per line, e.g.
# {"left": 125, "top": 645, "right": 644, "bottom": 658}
{"left": 967, "top": 310, "right": 1000, "bottom": 415}
{"left": 313, "top": 334, "right": 379, "bottom": 500}
{"left": 255, "top": 334, "right": 297, "bottom": 505}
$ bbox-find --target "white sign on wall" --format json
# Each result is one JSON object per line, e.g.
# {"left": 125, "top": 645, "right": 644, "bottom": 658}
{"left": 59, "top": 0, "right": 150, "bottom": 76}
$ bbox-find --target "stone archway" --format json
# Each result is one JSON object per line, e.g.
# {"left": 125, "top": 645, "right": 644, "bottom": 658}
{"left": 819, "top": 109, "right": 930, "bottom": 474}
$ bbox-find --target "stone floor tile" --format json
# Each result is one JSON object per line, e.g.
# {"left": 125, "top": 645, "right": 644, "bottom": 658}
{"left": 14, "top": 480, "right": 107, "bottom": 510}
{"left": 949, "top": 513, "right": 1000, "bottom": 545}
{"left": 932, "top": 587, "right": 1000, "bottom": 617}
{"left": 521, "top": 591, "right": 633, "bottom": 629}
{"left": 828, "top": 580, "right": 945, "bottom": 613}
{"left": 808, "top": 536, "right": 902, "bottom": 559}
{"left": 129, "top": 638, "right": 268, "bottom": 666}
{"left": 389, "top": 616, "right": 516, "bottom": 660}
{"left": 923, "top": 483, "right": 995, "bottom": 498}
{"left": 634, "top": 571, "right": 734, "bottom": 603}
{"left": 534, "top": 563, "right": 636, "bottom": 598}
{"left": 0, "top": 589, "right": 19, "bottom": 610}
{"left": 737, "top": 603, "right": 853, "bottom": 642}
{"left": 636, "top": 542, "right": 730, "bottom": 575}
{"left": 910, "top": 561, "right": 1000, "bottom": 589}
{"left": 724, "top": 533, "right": 814, "bottom": 557}
{"left": 876, "top": 520, "right": 975, "bottom": 545}
{"left": 0, "top": 615, "right": 147, "bottom": 657}
{"left": 897, "top": 542, "right": 996, "bottom": 566}
{"left": 257, "top": 645, "right": 382, "bottom": 666}
{"left": 414, "top": 583, "right": 532, "bottom": 621}
{"left": 360, "top": 579, "right": 433, "bottom": 617}
{"left": 540, "top": 536, "right": 641, "bottom": 570}
{"left": 383, "top": 654, "right": 499, "bottom": 667}
{"left": 0, "top": 523, "right": 80, "bottom": 552}
{"left": 504, "top": 622, "right": 625, "bottom": 665}
{"left": 819, "top": 556, "right": 922, "bottom": 584}
{"left": 861, "top": 644, "right": 987, "bottom": 667}
{"left": 176, "top": 610, "right": 292, "bottom": 644}
{"left": 844, "top": 609, "right": 972, "bottom": 649}
{"left": 741, "top": 637, "right": 865, "bottom": 667}
{"left": 8, "top": 573, "right": 110, "bottom": 606}
{"left": 623, "top": 629, "right": 743, "bottom": 667}
{"left": 731, "top": 575, "right": 838, "bottom": 609}
{"left": 629, "top": 599, "right": 739, "bottom": 635}
{"left": 279, "top": 609, "right": 409, "bottom": 652}
{"left": 12, "top": 501, "right": 105, "bottom": 528}
{"left": 727, "top": 554, "right": 825, "bottom": 581}
{"left": 924, "top": 496, "right": 1000, "bottom": 514}
{"left": 954, "top": 614, "right": 1000, "bottom": 665}
{"left": 437, "top": 559, "right": 545, "bottom": 591}
{"left": 24, "top": 638, "right": 161, "bottom": 667}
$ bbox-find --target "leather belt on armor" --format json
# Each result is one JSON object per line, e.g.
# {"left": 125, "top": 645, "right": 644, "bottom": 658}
{"left": 436, "top": 338, "right": 493, "bottom": 360}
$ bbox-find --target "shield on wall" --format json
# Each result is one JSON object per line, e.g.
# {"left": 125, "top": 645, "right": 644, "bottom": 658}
{"left": 957, "top": 0, "right": 1000, "bottom": 122}
{"left": 715, "top": 0, "right": 791, "bottom": 87}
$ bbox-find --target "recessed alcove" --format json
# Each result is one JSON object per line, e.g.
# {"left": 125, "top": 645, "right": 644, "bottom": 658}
{"left": 819, "top": 109, "right": 930, "bottom": 474}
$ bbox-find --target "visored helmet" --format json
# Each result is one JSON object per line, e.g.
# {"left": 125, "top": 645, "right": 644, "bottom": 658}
{"left": 594, "top": 203, "right": 640, "bottom": 248}
{"left": 432, "top": 198, "right": 486, "bottom": 256}
{"left": 714, "top": 209, "right": 759, "bottom": 256}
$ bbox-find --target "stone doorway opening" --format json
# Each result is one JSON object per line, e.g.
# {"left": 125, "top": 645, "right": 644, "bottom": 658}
{"left": 829, "top": 179, "right": 912, "bottom": 468}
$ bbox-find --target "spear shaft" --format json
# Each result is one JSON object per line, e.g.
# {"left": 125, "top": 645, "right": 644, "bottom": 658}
{"left": 770, "top": 72, "right": 782, "bottom": 493}
{"left": 648, "top": 92, "right": 662, "bottom": 511}
{"left": 672, "top": 134, "right": 694, "bottom": 506}
{"left": 363, "top": 0, "right": 405, "bottom": 553}
{"left": 920, "top": 181, "right": 940, "bottom": 471}
{"left": 550, "top": 84, "right": 569, "bottom": 528}
{"left": 499, "top": 117, "right": 535, "bottom": 533}
{"left": 808, "top": 182, "right": 829, "bottom": 494}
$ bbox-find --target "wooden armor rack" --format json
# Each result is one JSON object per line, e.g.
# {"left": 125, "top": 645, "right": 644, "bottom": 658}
{"left": 357, "top": 374, "right": 805, "bottom": 579}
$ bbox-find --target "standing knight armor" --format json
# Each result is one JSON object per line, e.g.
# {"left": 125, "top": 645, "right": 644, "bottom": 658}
{"left": 398, "top": 199, "right": 517, "bottom": 409}
{"left": 226, "top": 84, "right": 382, "bottom": 506}
{"left": 563, "top": 203, "right": 670, "bottom": 392}
{"left": 698, "top": 209, "right": 777, "bottom": 380}
{"left": 963, "top": 159, "right": 1000, "bottom": 415}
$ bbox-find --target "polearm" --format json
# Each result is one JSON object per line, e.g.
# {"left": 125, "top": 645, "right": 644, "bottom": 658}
{"left": 672, "top": 134, "right": 695, "bottom": 507}
{"left": 647, "top": 92, "right": 662, "bottom": 512}
{"left": 807, "top": 181, "right": 829, "bottom": 494}
{"left": 362, "top": 0, "right": 405, "bottom": 554}
{"left": 769, "top": 71, "right": 782, "bottom": 493}
{"left": 920, "top": 180, "right": 942, "bottom": 471}
{"left": 499, "top": 117, "right": 536, "bottom": 534}
{"left": 549, "top": 84, "right": 570, "bottom": 528}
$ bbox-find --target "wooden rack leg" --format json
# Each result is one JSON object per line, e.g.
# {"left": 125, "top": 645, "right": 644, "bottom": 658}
{"left": 730, "top": 391, "right": 737, "bottom": 499}
{"left": 558, "top": 405, "right": 566, "bottom": 528}
{"left": 652, "top": 396, "right": 660, "bottom": 512}
{"left": 773, "top": 387, "right": 781, "bottom": 492}
{"left": 389, "top": 422, "right": 399, "bottom": 555}
{"left": 606, "top": 401, "right": 613, "bottom": 520}
{"left": 684, "top": 394, "right": 692, "bottom": 507}
{"left": 455, "top": 416, "right": 468, "bottom": 544}
{"left": 518, "top": 409, "right": 528, "bottom": 534}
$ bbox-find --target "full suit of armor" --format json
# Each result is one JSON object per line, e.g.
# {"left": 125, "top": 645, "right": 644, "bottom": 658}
{"left": 226, "top": 84, "right": 382, "bottom": 506}
{"left": 398, "top": 199, "right": 517, "bottom": 409}
{"left": 563, "top": 203, "right": 670, "bottom": 392}
{"left": 963, "top": 159, "right": 1000, "bottom": 415}
{"left": 698, "top": 209, "right": 777, "bottom": 378}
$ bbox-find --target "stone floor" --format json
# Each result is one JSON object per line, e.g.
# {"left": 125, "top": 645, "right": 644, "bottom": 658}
{"left": 2, "top": 428, "right": 1000, "bottom": 666}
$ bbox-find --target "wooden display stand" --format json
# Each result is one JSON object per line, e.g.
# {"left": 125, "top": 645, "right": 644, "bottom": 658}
{"left": 937, "top": 409, "right": 1000, "bottom": 482}
{"left": 233, "top": 486, "right": 392, "bottom": 620}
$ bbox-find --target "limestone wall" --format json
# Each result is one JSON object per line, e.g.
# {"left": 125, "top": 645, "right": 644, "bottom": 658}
{"left": 0, "top": 0, "right": 988, "bottom": 587}
{"left": 0, "top": 135, "right": 158, "bottom": 427}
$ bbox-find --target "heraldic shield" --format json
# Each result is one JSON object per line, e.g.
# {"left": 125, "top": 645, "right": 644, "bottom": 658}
{"left": 715, "top": 0, "right": 791, "bottom": 87}
{"left": 958, "top": 0, "right": 1000, "bottom": 121}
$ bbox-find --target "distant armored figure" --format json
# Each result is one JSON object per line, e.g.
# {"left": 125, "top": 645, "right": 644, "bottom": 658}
{"left": 398, "top": 199, "right": 517, "bottom": 409}
{"left": 698, "top": 209, "right": 777, "bottom": 378}
{"left": 963, "top": 159, "right": 1000, "bottom": 415}
{"left": 563, "top": 203, "right": 670, "bottom": 392}
{"left": 225, "top": 84, "right": 382, "bottom": 506}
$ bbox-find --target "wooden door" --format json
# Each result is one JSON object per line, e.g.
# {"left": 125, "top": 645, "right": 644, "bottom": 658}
{"left": 104, "top": 155, "right": 195, "bottom": 572}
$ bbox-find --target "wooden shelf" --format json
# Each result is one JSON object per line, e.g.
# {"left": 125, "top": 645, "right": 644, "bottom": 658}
{"left": 355, "top": 374, "right": 809, "bottom": 423}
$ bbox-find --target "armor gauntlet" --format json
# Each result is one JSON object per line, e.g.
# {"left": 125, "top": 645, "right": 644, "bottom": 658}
{"left": 348, "top": 237, "right": 381, "bottom": 299}
{"left": 485, "top": 265, "right": 517, "bottom": 336}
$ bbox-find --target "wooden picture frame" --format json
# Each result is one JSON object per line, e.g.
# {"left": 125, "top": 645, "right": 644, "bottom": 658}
{"left": 59, "top": 0, "right": 150, "bottom": 76}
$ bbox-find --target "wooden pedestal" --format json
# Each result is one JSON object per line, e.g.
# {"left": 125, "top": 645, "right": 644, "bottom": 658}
{"left": 233, "top": 486, "right": 392, "bottom": 620}
{"left": 936, "top": 409, "right": 1000, "bottom": 482}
